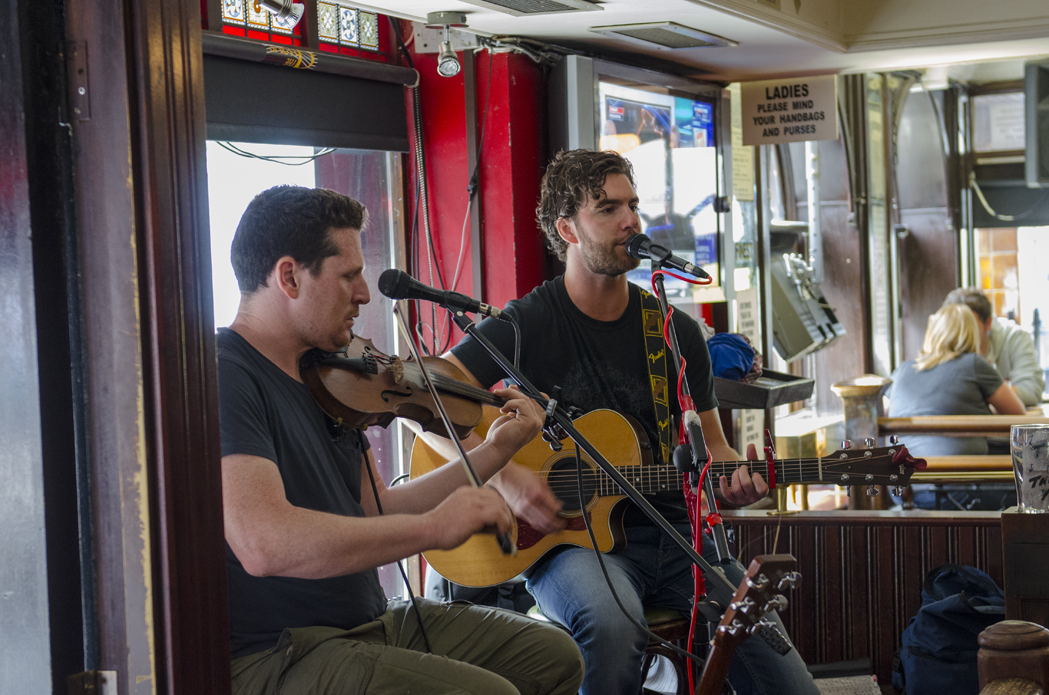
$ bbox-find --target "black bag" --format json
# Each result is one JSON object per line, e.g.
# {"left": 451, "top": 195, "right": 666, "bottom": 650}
{"left": 891, "top": 564, "right": 1005, "bottom": 694}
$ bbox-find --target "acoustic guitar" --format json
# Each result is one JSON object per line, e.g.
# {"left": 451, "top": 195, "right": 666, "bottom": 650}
{"left": 695, "top": 554, "right": 800, "bottom": 695}
{"left": 411, "top": 408, "right": 924, "bottom": 587}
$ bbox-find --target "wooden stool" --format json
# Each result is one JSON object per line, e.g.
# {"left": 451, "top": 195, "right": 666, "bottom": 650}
{"left": 978, "top": 620, "right": 1049, "bottom": 694}
{"left": 641, "top": 607, "right": 697, "bottom": 695}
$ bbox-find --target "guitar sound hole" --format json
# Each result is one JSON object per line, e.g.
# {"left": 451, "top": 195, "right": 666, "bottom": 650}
{"left": 547, "top": 457, "right": 599, "bottom": 514}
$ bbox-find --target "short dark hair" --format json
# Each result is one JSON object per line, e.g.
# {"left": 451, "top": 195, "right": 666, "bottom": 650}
{"left": 536, "top": 149, "right": 635, "bottom": 262}
{"left": 943, "top": 287, "right": 994, "bottom": 323}
{"left": 231, "top": 185, "right": 367, "bottom": 294}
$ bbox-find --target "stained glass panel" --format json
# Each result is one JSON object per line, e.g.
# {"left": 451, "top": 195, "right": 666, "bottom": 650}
{"left": 222, "top": 0, "right": 245, "bottom": 24}
{"left": 317, "top": 2, "right": 339, "bottom": 41}
{"left": 358, "top": 11, "right": 378, "bottom": 49}
{"left": 271, "top": 11, "right": 297, "bottom": 34}
{"left": 246, "top": 0, "right": 270, "bottom": 29}
{"left": 338, "top": 6, "right": 357, "bottom": 45}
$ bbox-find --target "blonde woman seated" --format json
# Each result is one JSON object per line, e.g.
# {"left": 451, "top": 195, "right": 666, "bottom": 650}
{"left": 887, "top": 304, "right": 1026, "bottom": 456}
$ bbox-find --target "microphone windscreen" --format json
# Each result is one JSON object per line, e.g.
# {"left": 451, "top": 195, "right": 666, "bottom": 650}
{"left": 672, "top": 444, "right": 696, "bottom": 474}
{"left": 625, "top": 233, "right": 649, "bottom": 260}
{"left": 377, "top": 268, "right": 411, "bottom": 300}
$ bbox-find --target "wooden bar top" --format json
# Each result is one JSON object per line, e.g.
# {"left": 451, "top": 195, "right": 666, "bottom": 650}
{"left": 881, "top": 415, "right": 1049, "bottom": 435}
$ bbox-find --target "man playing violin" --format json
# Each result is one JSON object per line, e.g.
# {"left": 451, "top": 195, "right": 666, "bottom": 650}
{"left": 217, "top": 185, "right": 583, "bottom": 695}
{"left": 438, "top": 149, "right": 819, "bottom": 695}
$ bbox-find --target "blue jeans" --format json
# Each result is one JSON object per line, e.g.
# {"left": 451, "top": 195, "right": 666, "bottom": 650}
{"left": 527, "top": 521, "right": 819, "bottom": 695}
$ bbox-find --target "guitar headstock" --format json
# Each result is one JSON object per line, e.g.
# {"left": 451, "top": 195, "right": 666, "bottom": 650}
{"left": 815, "top": 438, "right": 927, "bottom": 490}
{"left": 714, "top": 554, "right": 799, "bottom": 652}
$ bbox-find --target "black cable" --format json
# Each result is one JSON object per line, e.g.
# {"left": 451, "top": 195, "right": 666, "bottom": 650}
{"left": 508, "top": 314, "right": 522, "bottom": 371}
{"left": 573, "top": 448, "right": 705, "bottom": 670}
{"left": 363, "top": 443, "right": 434, "bottom": 655}
{"left": 216, "top": 141, "right": 336, "bottom": 165}
{"left": 466, "top": 47, "right": 494, "bottom": 199}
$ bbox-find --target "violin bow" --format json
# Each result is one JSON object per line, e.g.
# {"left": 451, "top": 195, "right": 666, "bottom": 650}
{"left": 390, "top": 304, "right": 517, "bottom": 556}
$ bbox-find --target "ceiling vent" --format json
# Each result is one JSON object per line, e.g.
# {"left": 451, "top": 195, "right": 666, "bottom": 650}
{"left": 457, "top": 0, "right": 602, "bottom": 17}
{"left": 589, "top": 22, "right": 737, "bottom": 49}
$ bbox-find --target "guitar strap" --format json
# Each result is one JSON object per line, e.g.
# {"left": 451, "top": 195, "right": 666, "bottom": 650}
{"left": 640, "top": 289, "right": 674, "bottom": 466}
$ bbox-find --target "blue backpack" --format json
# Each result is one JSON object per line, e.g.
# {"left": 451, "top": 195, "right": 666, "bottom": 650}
{"left": 891, "top": 564, "right": 1005, "bottom": 694}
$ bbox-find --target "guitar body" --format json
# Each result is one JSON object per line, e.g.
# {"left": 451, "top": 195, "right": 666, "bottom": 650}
{"left": 410, "top": 408, "right": 653, "bottom": 587}
{"left": 410, "top": 407, "right": 923, "bottom": 587}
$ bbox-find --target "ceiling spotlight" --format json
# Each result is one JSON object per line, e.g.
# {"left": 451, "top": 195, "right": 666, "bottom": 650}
{"left": 427, "top": 11, "right": 468, "bottom": 79}
{"left": 258, "top": 0, "right": 304, "bottom": 29}
{"left": 437, "top": 27, "right": 461, "bottom": 78}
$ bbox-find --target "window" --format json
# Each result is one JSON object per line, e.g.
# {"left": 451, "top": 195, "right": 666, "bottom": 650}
{"left": 206, "top": 142, "right": 413, "bottom": 597}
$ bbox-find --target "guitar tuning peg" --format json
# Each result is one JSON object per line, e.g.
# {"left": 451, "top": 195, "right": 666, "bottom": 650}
{"left": 776, "top": 571, "right": 801, "bottom": 591}
{"left": 893, "top": 486, "right": 903, "bottom": 496}
{"left": 889, "top": 435, "right": 900, "bottom": 445}
{"left": 763, "top": 595, "right": 788, "bottom": 613}
{"left": 841, "top": 439, "right": 852, "bottom": 450}
{"left": 864, "top": 437, "right": 875, "bottom": 448}
{"left": 866, "top": 485, "right": 879, "bottom": 496}
{"left": 845, "top": 486, "right": 852, "bottom": 497}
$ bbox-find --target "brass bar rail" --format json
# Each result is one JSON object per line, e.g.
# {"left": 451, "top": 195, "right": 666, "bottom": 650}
{"left": 880, "top": 415, "right": 1049, "bottom": 436}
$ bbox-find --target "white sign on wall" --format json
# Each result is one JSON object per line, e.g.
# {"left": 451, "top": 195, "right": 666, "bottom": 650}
{"left": 741, "top": 75, "right": 838, "bottom": 146}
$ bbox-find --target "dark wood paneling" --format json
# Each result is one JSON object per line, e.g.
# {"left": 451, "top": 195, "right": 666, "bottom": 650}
{"left": 65, "top": 0, "right": 152, "bottom": 690}
{"left": 896, "top": 86, "right": 956, "bottom": 361}
{"left": 67, "top": 0, "right": 229, "bottom": 692}
{"left": 725, "top": 510, "right": 1003, "bottom": 684}
{"left": 1002, "top": 510, "right": 1049, "bottom": 628}
{"left": 898, "top": 209, "right": 957, "bottom": 360}
{"left": 125, "top": 0, "right": 231, "bottom": 693}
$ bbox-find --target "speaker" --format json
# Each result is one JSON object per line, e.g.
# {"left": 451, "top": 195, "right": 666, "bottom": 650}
{"left": 770, "top": 254, "right": 846, "bottom": 363}
{"left": 1025, "top": 58, "right": 1049, "bottom": 187}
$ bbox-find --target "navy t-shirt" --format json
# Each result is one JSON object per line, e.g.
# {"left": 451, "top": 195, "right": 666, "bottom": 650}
{"left": 451, "top": 276, "right": 717, "bottom": 524}
{"left": 217, "top": 328, "right": 386, "bottom": 658}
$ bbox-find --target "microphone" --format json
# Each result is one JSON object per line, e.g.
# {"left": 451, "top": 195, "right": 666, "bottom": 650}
{"left": 377, "top": 269, "right": 507, "bottom": 320}
{"left": 625, "top": 234, "right": 710, "bottom": 279}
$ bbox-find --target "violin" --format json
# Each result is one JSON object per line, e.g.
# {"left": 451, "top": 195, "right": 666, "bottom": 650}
{"left": 300, "top": 334, "right": 506, "bottom": 439}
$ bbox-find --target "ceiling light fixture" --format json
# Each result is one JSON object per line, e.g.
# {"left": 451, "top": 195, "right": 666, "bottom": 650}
{"left": 257, "top": 0, "right": 305, "bottom": 29}
{"left": 427, "top": 11, "right": 469, "bottom": 79}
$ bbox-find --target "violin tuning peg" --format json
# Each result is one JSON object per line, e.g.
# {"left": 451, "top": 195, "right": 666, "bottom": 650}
{"left": 864, "top": 437, "right": 876, "bottom": 449}
{"left": 841, "top": 439, "right": 852, "bottom": 450}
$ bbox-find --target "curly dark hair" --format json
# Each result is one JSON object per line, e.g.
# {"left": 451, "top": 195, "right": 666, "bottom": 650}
{"left": 943, "top": 287, "right": 994, "bottom": 323}
{"left": 536, "top": 149, "right": 636, "bottom": 262}
{"left": 231, "top": 185, "right": 367, "bottom": 294}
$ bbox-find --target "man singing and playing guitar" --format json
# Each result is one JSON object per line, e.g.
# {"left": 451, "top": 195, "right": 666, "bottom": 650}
{"left": 433, "top": 149, "right": 820, "bottom": 695}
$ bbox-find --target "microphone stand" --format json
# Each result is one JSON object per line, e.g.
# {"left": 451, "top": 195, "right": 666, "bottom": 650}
{"left": 447, "top": 310, "right": 738, "bottom": 601}
{"left": 650, "top": 264, "right": 731, "bottom": 564}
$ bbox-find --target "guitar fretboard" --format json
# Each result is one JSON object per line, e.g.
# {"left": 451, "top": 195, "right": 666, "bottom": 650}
{"left": 543, "top": 455, "right": 871, "bottom": 500}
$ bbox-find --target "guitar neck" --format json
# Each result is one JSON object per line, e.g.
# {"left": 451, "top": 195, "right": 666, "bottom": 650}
{"left": 603, "top": 456, "right": 833, "bottom": 496}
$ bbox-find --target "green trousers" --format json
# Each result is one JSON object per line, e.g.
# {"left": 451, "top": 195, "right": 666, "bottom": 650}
{"left": 231, "top": 599, "right": 584, "bottom": 695}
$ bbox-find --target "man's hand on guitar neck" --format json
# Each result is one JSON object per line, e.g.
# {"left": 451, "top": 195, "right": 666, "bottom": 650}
{"left": 717, "top": 443, "right": 769, "bottom": 507}
{"left": 696, "top": 408, "right": 769, "bottom": 507}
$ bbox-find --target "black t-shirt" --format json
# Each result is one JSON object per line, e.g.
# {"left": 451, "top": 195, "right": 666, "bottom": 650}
{"left": 450, "top": 277, "right": 717, "bottom": 524}
{"left": 217, "top": 328, "right": 386, "bottom": 658}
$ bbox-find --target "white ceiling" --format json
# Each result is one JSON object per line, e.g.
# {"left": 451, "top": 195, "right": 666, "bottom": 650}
{"left": 355, "top": 0, "right": 1049, "bottom": 83}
